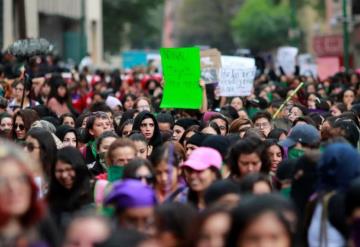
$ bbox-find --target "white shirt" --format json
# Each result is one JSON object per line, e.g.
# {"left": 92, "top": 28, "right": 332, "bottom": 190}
{"left": 308, "top": 203, "right": 345, "bottom": 247}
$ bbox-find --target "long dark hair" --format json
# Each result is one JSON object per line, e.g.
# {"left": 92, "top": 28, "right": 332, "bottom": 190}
{"left": 123, "top": 158, "right": 155, "bottom": 181}
{"left": 226, "top": 194, "right": 294, "bottom": 247}
{"left": 26, "top": 127, "right": 57, "bottom": 178}
{"left": 55, "top": 125, "right": 78, "bottom": 146}
{"left": 261, "top": 138, "right": 285, "bottom": 173}
{"left": 11, "top": 109, "right": 39, "bottom": 140}
{"left": 47, "top": 74, "right": 78, "bottom": 115}
{"left": 132, "top": 111, "right": 162, "bottom": 148}
{"left": 187, "top": 167, "right": 222, "bottom": 208}
{"left": 239, "top": 172, "right": 272, "bottom": 194}
{"left": 228, "top": 137, "right": 266, "bottom": 178}
{"left": 47, "top": 146, "right": 92, "bottom": 211}
{"left": 187, "top": 205, "right": 230, "bottom": 247}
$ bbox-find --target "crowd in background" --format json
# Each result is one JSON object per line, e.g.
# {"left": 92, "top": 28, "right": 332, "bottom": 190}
{"left": 0, "top": 51, "right": 360, "bottom": 247}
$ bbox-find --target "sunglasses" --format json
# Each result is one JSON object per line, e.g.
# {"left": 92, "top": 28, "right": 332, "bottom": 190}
{"left": 132, "top": 175, "right": 154, "bottom": 184}
{"left": 23, "top": 142, "right": 40, "bottom": 152}
{"left": 14, "top": 124, "right": 25, "bottom": 131}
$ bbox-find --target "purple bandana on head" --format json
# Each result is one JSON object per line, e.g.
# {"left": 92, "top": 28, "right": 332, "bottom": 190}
{"left": 104, "top": 179, "right": 157, "bottom": 209}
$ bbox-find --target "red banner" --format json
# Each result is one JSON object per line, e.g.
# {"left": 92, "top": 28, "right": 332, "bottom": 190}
{"left": 313, "top": 35, "right": 343, "bottom": 56}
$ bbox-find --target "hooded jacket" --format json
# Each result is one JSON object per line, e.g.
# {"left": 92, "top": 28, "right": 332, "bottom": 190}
{"left": 132, "top": 111, "right": 162, "bottom": 148}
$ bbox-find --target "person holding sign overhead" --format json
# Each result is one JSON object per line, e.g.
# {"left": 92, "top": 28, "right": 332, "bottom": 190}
{"left": 160, "top": 47, "right": 208, "bottom": 112}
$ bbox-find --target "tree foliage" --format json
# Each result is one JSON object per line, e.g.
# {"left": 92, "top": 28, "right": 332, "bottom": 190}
{"left": 177, "top": 0, "right": 243, "bottom": 53}
{"left": 103, "top": 0, "right": 163, "bottom": 53}
{"left": 232, "top": 0, "right": 291, "bottom": 52}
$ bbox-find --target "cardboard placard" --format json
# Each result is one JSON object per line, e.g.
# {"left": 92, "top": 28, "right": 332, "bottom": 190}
{"left": 219, "top": 56, "right": 256, "bottom": 97}
{"left": 277, "top": 46, "right": 299, "bottom": 75}
{"left": 200, "top": 49, "right": 221, "bottom": 84}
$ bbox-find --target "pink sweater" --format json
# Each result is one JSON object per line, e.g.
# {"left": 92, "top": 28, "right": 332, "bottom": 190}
{"left": 47, "top": 97, "right": 71, "bottom": 116}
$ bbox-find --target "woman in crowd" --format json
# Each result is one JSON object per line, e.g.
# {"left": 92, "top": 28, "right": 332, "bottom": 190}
{"left": 47, "top": 146, "right": 93, "bottom": 232}
{"left": 118, "top": 119, "right": 134, "bottom": 137}
{"left": 342, "top": 89, "right": 355, "bottom": 110}
{"left": 123, "top": 158, "right": 155, "bottom": 187}
{"left": 47, "top": 75, "right": 77, "bottom": 117}
{"left": 129, "top": 132, "right": 150, "bottom": 159}
{"left": 56, "top": 125, "right": 78, "bottom": 148}
{"left": 0, "top": 141, "right": 51, "bottom": 246}
{"left": 307, "top": 143, "right": 360, "bottom": 246}
{"left": 262, "top": 139, "right": 285, "bottom": 174}
{"left": 3, "top": 39, "right": 360, "bottom": 247}
{"left": 288, "top": 104, "right": 307, "bottom": 123}
{"left": 226, "top": 194, "right": 295, "bottom": 247}
{"left": 267, "top": 128, "right": 287, "bottom": 141}
{"left": 83, "top": 111, "right": 112, "bottom": 166}
{"left": 230, "top": 97, "right": 244, "bottom": 113}
{"left": 24, "top": 127, "right": 57, "bottom": 180}
{"left": 8, "top": 78, "right": 39, "bottom": 113}
{"left": 132, "top": 111, "right": 162, "bottom": 150}
{"left": 239, "top": 173, "right": 273, "bottom": 195}
{"left": 150, "top": 143, "right": 185, "bottom": 203}
{"left": 63, "top": 214, "right": 111, "bottom": 247}
{"left": 60, "top": 113, "right": 76, "bottom": 128}
{"left": 180, "top": 125, "right": 200, "bottom": 147}
{"left": 89, "top": 131, "right": 118, "bottom": 176}
{"left": 11, "top": 109, "right": 39, "bottom": 143}
{"left": 154, "top": 202, "right": 197, "bottom": 247}
{"left": 96, "top": 138, "right": 138, "bottom": 182}
{"left": 0, "top": 112, "right": 13, "bottom": 138}
{"left": 172, "top": 118, "right": 199, "bottom": 143}
{"left": 134, "top": 96, "right": 152, "bottom": 112}
{"left": 122, "top": 93, "right": 136, "bottom": 111}
{"left": 200, "top": 122, "right": 221, "bottom": 136}
{"left": 329, "top": 103, "right": 346, "bottom": 117}
{"left": 174, "top": 147, "right": 222, "bottom": 210}
{"left": 190, "top": 206, "right": 232, "bottom": 247}
{"left": 228, "top": 137, "right": 267, "bottom": 181}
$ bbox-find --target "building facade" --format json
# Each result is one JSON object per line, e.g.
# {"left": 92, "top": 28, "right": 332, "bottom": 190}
{"left": 299, "top": 0, "right": 360, "bottom": 68}
{"left": 1, "top": 0, "right": 103, "bottom": 65}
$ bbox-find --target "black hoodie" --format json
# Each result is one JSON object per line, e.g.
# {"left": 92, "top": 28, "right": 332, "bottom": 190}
{"left": 132, "top": 111, "right": 162, "bottom": 148}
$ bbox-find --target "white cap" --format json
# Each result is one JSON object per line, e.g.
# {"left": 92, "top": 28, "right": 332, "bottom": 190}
{"left": 105, "top": 96, "right": 122, "bottom": 109}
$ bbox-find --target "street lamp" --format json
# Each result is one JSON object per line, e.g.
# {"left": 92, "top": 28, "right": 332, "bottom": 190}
{"left": 342, "top": 0, "right": 350, "bottom": 74}
{"left": 290, "top": 0, "right": 299, "bottom": 47}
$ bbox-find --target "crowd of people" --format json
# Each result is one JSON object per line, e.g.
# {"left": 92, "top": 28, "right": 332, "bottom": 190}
{"left": 0, "top": 52, "right": 360, "bottom": 247}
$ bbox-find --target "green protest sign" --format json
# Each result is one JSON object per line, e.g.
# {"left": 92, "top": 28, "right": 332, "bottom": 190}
{"left": 160, "top": 47, "right": 202, "bottom": 109}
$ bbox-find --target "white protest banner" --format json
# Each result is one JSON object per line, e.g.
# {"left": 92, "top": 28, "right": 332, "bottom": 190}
{"left": 147, "top": 53, "right": 162, "bottom": 72}
{"left": 219, "top": 56, "right": 256, "bottom": 97}
{"left": 200, "top": 49, "right": 222, "bottom": 84}
{"left": 277, "top": 46, "right": 298, "bottom": 75}
{"left": 298, "top": 53, "right": 317, "bottom": 77}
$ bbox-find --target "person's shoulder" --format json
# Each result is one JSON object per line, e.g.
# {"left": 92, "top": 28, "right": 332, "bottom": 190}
{"left": 47, "top": 97, "right": 58, "bottom": 106}
{"left": 166, "top": 186, "right": 188, "bottom": 203}
{"left": 8, "top": 98, "right": 16, "bottom": 105}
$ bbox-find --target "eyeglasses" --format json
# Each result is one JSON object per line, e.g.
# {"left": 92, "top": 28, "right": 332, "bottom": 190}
{"left": 132, "top": 175, "right": 154, "bottom": 184}
{"left": 14, "top": 123, "right": 25, "bottom": 131}
{"left": 23, "top": 142, "right": 40, "bottom": 152}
